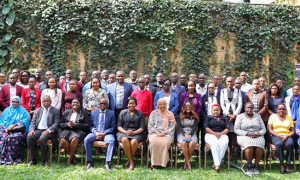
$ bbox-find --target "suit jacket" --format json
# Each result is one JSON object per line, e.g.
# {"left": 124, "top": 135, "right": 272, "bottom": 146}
{"left": 220, "top": 88, "right": 242, "bottom": 116}
{"left": 29, "top": 106, "right": 60, "bottom": 143}
{"left": 170, "top": 84, "right": 185, "bottom": 97}
{"left": 107, "top": 82, "right": 133, "bottom": 111}
{"left": 21, "top": 88, "right": 41, "bottom": 112}
{"left": 60, "top": 109, "right": 90, "bottom": 133}
{"left": 244, "top": 90, "right": 269, "bottom": 121}
{"left": 59, "top": 80, "right": 82, "bottom": 94}
{"left": 153, "top": 91, "right": 179, "bottom": 117}
{"left": 147, "top": 84, "right": 157, "bottom": 102}
{"left": 179, "top": 92, "right": 202, "bottom": 115}
{"left": 201, "top": 93, "right": 222, "bottom": 121}
{"left": 89, "top": 109, "right": 116, "bottom": 134}
{"left": 150, "top": 82, "right": 163, "bottom": 94}
{"left": 240, "top": 90, "right": 246, "bottom": 113}
{"left": 0, "top": 84, "right": 23, "bottom": 111}
{"left": 216, "top": 85, "right": 224, "bottom": 98}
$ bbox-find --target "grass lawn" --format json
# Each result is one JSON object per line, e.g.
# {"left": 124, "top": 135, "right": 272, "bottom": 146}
{"left": 0, "top": 148, "right": 299, "bottom": 180}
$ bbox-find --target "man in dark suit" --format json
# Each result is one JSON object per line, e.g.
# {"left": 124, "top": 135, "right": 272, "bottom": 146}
{"left": 84, "top": 98, "right": 116, "bottom": 171}
{"left": 0, "top": 74, "right": 23, "bottom": 111}
{"left": 149, "top": 73, "right": 164, "bottom": 93}
{"left": 59, "top": 69, "right": 82, "bottom": 93}
{"left": 27, "top": 95, "right": 60, "bottom": 167}
{"left": 144, "top": 74, "right": 157, "bottom": 101}
{"left": 38, "top": 71, "right": 58, "bottom": 92}
{"left": 170, "top": 72, "right": 185, "bottom": 97}
{"left": 212, "top": 74, "right": 224, "bottom": 97}
{"left": 200, "top": 82, "right": 221, "bottom": 153}
{"left": 107, "top": 70, "right": 133, "bottom": 122}
{"left": 234, "top": 78, "right": 246, "bottom": 113}
{"left": 258, "top": 77, "right": 268, "bottom": 91}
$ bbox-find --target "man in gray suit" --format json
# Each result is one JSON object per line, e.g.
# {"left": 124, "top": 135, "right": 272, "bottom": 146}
{"left": 27, "top": 95, "right": 60, "bottom": 167}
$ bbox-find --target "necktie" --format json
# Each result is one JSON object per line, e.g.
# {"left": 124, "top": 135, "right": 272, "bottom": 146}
{"left": 99, "top": 111, "right": 105, "bottom": 133}
{"left": 42, "top": 109, "right": 48, "bottom": 128}
{"left": 172, "top": 86, "right": 175, "bottom": 92}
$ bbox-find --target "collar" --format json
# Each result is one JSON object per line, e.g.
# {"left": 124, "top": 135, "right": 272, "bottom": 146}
{"left": 139, "top": 87, "right": 146, "bottom": 92}
{"left": 44, "top": 106, "right": 51, "bottom": 111}
{"left": 10, "top": 84, "right": 16, "bottom": 88}
{"left": 117, "top": 83, "right": 124, "bottom": 86}
{"left": 156, "top": 82, "right": 162, "bottom": 87}
{"left": 130, "top": 79, "right": 137, "bottom": 84}
{"left": 184, "top": 92, "right": 195, "bottom": 97}
{"left": 100, "top": 109, "right": 106, "bottom": 113}
{"left": 253, "top": 91, "right": 259, "bottom": 94}
{"left": 172, "top": 84, "right": 177, "bottom": 87}
{"left": 197, "top": 84, "right": 206, "bottom": 89}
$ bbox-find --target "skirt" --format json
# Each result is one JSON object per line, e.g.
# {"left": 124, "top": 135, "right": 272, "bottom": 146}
{"left": 237, "top": 135, "right": 265, "bottom": 151}
{"left": 60, "top": 130, "right": 86, "bottom": 142}
{"left": 149, "top": 135, "right": 172, "bottom": 167}
{"left": 0, "top": 126, "right": 26, "bottom": 165}
{"left": 117, "top": 132, "right": 143, "bottom": 143}
{"left": 177, "top": 133, "right": 198, "bottom": 144}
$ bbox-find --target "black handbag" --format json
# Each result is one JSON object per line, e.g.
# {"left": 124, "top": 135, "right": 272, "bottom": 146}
{"left": 10, "top": 124, "right": 26, "bottom": 133}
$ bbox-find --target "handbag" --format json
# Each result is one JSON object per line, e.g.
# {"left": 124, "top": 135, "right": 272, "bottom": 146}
{"left": 10, "top": 124, "right": 26, "bottom": 133}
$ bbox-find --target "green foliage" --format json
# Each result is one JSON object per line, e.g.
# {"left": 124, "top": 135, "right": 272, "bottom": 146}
{"left": 0, "top": 0, "right": 299, "bottom": 85}
{"left": 285, "top": 67, "right": 296, "bottom": 87}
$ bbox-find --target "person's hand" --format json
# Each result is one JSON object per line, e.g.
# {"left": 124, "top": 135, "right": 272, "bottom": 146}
{"left": 28, "top": 130, "right": 35, "bottom": 136}
{"left": 278, "top": 135, "right": 286, "bottom": 142}
{"left": 7, "top": 124, "right": 15, "bottom": 131}
{"left": 98, "top": 133, "right": 105, "bottom": 140}
{"left": 159, "top": 132, "right": 166, "bottom": 137}
{"left": 299, "top": 133, "right": 300, "bottom": 137}
{"left": 215, "top": 132, "right": 221, "bottom": 139}
{"left": 156, "top": 131, "right": 160, "bottom": 136}
{"left": 127, "top": 130, "right": 135, "bottom": 136}
{"left": 247, "top": 132, "right": 254, "bottom": 138}
{"left": 68, "top": 121, "right": 76, "bottom": 128}
{"left": 184, "top": 134, "right": 191, "bottom": 140}
{"left": 41, "top": 130, "right": 50, "bottom": 137}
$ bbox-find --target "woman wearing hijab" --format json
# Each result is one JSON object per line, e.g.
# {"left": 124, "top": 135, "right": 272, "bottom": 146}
{"left": 148, "top": 98, "right": 176, "bottom": 170}
{"left": 0, "top": 96, "right": 30, "bottom": 165}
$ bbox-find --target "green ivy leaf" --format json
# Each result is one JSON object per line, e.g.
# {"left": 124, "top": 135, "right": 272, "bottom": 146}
{"left": 8, "top": 0, "right": 14, "bottom": 8}
{"left": 2, "top": 50, "right": 8, "bottom": 57}
{"left": 0, "top": 57, "right": 5, "bottom": 65}
{"left": 0, "top": 40, "right": 2, "bottom": 47}
{"left": 1, "top": 65, "right": 7, "bottom": 72}
{"left": 4, "top": 34, "right": 12, "bottom": 42}
{"left": 6, "top": 12, "right": 15, "bottom": 26}
{"left": 2, "top": 6, "right": 10, "bottom": 15}
{"left": 0, "top": 21, "right": 4, "bottom": 29}
{"left": 7, "top": 44, "right": 14, "bottom": 51}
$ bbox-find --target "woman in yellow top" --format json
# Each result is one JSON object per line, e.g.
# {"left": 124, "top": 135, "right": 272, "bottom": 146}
{"left": 268, "top": 103, "right": 295, "bottom": 174}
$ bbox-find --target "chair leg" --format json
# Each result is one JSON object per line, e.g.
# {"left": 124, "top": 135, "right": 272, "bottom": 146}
{"left": 170, "top": 144, "right": 173, "bottom": 169}
{"left": 199, "top": 147, "right": 201, "bottom": 168}
{"left": 147, "top": 145, "right": 149, "bottom": 168}
{"left": 240, "top": 147, "right": 243, "bottom": 168}
{"left": 264, "top": 149, "right": 266, "bottom": 171}
{"left": 269, "top": 148, "right": 272, "bottom": 170}
{"left": 58, "top": 144, "right": 61, "bottom": 163}
{"left": 27, "top": 148, "right": 29, "bottom": 163}
{"left": 81, "top": 144, "right": 84, "bottom": 164}
{"left": 117, "top": 144, "right": 120, "bottom": 165}
{"left": 204, "top": 147, "right": 207, "bottom": 169}
{"left": 227, "top": 147, "right": 230, "bottom": 172}
{"left": 175, "top": 146, "right": 178, "bottom": 169}
{"left": 141, "top": 145, "right": 143, "bottom": 165}
{"left": 49, "top": 144, "right": 53, "bottom": 165}
{"left": 294, "top": 149, "right": 296, "bottom": 171}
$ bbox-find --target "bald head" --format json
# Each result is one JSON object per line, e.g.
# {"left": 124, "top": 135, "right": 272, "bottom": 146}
{"left": 171, "top": 72, "right": 179, "bottom": 85}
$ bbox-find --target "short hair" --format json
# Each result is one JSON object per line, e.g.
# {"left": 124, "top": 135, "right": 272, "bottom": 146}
{"left": 29, "top": 75, "right": 37, "bottom": 82}
{"left": 207, "top": 82, "right": 216, "bottom": 87}
{"left": 66, "top": 69, "right": 73, "bottom": 72}
{"left": 245, "top": 102, "right": 254, "bottom": 108}
{"left": 12, "top": 69, "right": 20, "bottom": 73}
{"left": 277, "top": 103, "right": 286, "bottom": 109}
{"left": 163, "top": 79, "right": 171, "bottom": 84}
{"left": 0, "top": 72, "right": 6, "bottom": 75}
{"left": 69, "top": 79, "right": 77, "bottom": 83}
{"left": 127, "top": 96, "right": 137, "bottom": 106}
{"left": 42, "top": 95, "right": 52, "bottom": 101}
{"left": 72, "top": 98, "right": 81, "bottom": 105}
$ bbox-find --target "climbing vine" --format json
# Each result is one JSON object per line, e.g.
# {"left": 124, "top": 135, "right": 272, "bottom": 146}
{"left": 0, "top": 0, "right": 300, "bottom": 87}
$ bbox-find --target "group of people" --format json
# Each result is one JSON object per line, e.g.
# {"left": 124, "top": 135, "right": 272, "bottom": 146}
{"left": 0, "top": 68, "right": 299, "bottom": 175}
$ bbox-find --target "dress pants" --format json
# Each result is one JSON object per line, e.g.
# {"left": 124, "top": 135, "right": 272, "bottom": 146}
{"left": 271, "top": 136, "right": 294, "bottom": 165}
{"left": 84, "top": 133, "right": 115, "bottom": 162}
{"left": 205, "top": 133, "right": 229, "bottom": 166}
{"left": 27, "top": 129, "right": 53, "bottom": 162}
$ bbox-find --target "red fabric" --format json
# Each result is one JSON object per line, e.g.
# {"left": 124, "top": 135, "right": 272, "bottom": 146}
{"left": 61, "top": 90, "right": 83, "bottom": 113}
{"left": 0, "top": 84, "right": 23, "bottom": 111}
{"left": 131, "top": 89, "right": 153, "bottom": 117}
{"left": 59, "top": 80, "right": 81, "bottom": 94}
{"left": 34, "top": 81, "right": 43, "bottom": 89}
{"left": 21, "top": 88, "right": 41, "bottom": 112}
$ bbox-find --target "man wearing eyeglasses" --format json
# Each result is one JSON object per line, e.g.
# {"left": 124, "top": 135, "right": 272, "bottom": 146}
{"left": 0, "top": 72, "right": 8, "bottom": 92}
{"left": 212, "top": 74, "right": 224, "bottom": 99}
{"left": 84, "top": 98, "right": 116, "bottom": 171}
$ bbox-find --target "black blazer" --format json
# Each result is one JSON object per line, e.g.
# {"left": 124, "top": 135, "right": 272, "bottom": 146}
{"left": 148, "top": 83, "right": 157, "bottom": 102}
{"left": 29, "top": 106, "right": 60, "bottom": 143}
{"left": 60, "top": 109, "right": 90, "bottom": 132}
{"left": 200, "top": 93, "right": 222, "bottom": 121}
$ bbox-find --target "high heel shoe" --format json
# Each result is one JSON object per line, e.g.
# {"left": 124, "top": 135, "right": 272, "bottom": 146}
{"left": 123, "top": 164, "right": 127, "bottom": 169}
{"left": 280, "top": 170, "right": 285, "bottom": 174}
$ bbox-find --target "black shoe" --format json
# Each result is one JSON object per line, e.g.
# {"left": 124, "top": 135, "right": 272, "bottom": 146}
{"left": 253, "top": 165, "right": 260, "bottom": 175}
{"left": 104, "top": 162, "right": 111, "bottom": 171}
{"left": 129, "top": 168, "right": 134, "bottom": 170}
{"left": 123, "top": 164, "right": 127, "bottom": 169}
{"left": 43, "top": 161, "right": 50, "bottom": 167}
{"left": 286, "top": 170, "right": 291, "bottom": 174}
{"left": 28, "top": 160, "right": 37, "bottom": 166}
{"left": 280, "top": 170, "right": 285, "bottom": 174}
{"left": 85, "top": 162, "right": 94, "bottom": 170}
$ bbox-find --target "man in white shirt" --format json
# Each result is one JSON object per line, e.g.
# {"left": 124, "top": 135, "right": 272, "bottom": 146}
{"left": 27, "top": 96, "right": 60, "bottom": 167}
{"left": 239, "top": 72, "right": 253, "bottom": 92}
{"left": 196, "top": 74, "right": 207, "bottom": 96}
{"left": 287, "top": 77, "right": 300, "bottom": 96}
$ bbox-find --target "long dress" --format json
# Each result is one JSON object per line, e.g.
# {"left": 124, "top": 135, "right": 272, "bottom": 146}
{"left": 148, "top": 110, "right": 175, "bottom": 167}
{"left": 0, "top": 96, "right": 29, "bottom": 165}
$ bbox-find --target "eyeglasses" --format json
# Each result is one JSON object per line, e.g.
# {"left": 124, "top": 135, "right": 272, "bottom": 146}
{"left": 163, "top": 84, "right": 170, "bottom": 87}
{"left": 185, "top": 106, "right": 192, "bottom": 109}
{"left": 0, "top": 76, "right": 6, "bottom": 78}
{"left": 72, "top": 102, "right": 80, "bottom": 104}
{"left": 208, "top": 87, "right": 215, "bottom": 89}
{"left": 213, "top": 78, "right": 219, "bottom": 80}
{"left": 80, "top": 75, "right": 86, "bottom": 76}
{"left": 138, "top": 82, "right": 145, "bottom": 84}
{"left": 92, "top": 73, "right": 100, "bottom": 76}
{"left": 99, "top": 103, "right": 108, "bottom": 105}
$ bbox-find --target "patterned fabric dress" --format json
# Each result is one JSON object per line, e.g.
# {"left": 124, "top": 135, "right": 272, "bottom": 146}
{"left": 234, "top": 113, "right": 266, "bottom": 151}
{"left": 83, "top": 88, "right": 109, "bottom": 112}
{"left": 0, "top": 124, "right": 26, "bottom": 165}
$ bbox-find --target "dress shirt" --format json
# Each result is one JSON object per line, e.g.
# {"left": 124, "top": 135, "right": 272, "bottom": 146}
{"left": 252, "top": 91, "right": 259, "bottom": 113}
{"left": 286, "top": 88, "right": 292, "bottom": 96}
{"left": 97, "top": 110, "right": 106, "bottom": 133}
{"left": 38, "top": 107, "right": 51, "bottom": 131}
{"left": 241, "top": 83, "right": 253, "bottom": 93}
{"left": 65, "top": 80, "right": 70, "bottom": 92}
{"left": 171, "top": 84, "right": 177, "bottom": 92}
{"left": 115, "top": 83, "right": 124, "bottom": 109}
{"left": 196, "top": 84, "right": 207, "bottom": 96}
{"left": 9, "top": 84, "right": 16, "bottom": 103}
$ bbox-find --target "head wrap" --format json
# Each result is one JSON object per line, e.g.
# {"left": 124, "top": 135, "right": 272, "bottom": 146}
{"left": 157, "top": 98, "right": 176, "bottom": 130}
{"left": 0, "top": 96, "right": 30, "bottom": 132}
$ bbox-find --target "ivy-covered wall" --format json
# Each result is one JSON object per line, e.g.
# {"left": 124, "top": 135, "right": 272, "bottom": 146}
{"left": 1, "top": 0, "right": 299, "bottom": 87}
